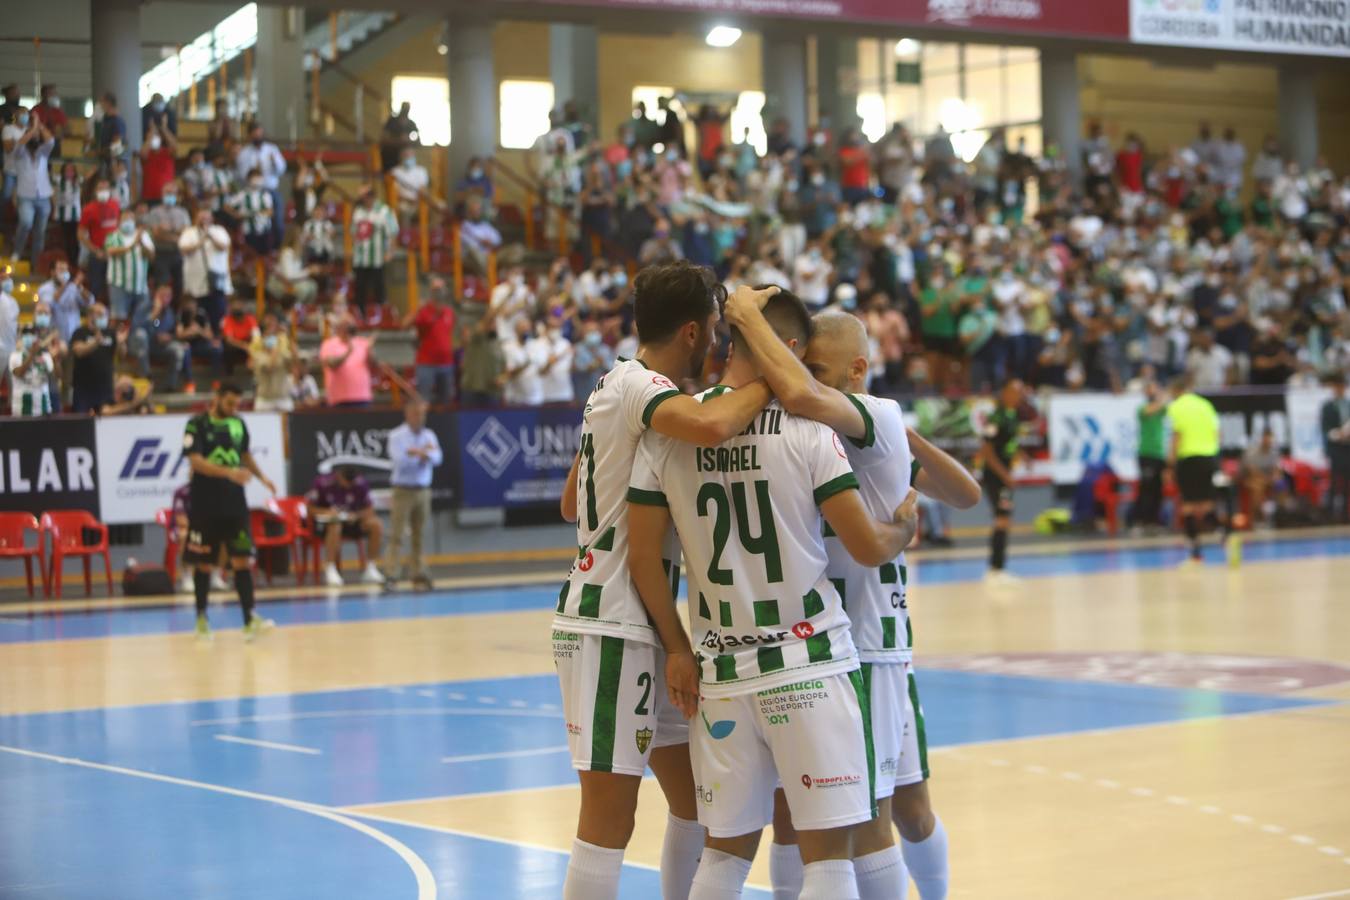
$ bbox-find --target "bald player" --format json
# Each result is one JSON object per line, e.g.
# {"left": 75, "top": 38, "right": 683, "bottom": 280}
{"left": 726, "top": 295, "right": 980, "bottom": 900}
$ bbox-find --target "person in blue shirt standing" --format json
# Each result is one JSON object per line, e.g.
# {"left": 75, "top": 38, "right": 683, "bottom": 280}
{"left": 385, "top": 398, "right": 443, "bottom": 590}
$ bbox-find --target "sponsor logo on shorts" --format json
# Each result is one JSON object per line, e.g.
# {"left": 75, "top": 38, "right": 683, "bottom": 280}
{"left": 801, "top": 773, "right": 862, "bottom": 790}
{"left": 566, "top": 722, "right": 582, "bottom": 736}
{"left": 700, "top": 710, "right": 735, "bottom": 739}
{"left": 700, "top": 629, "right": 790, "bottom": 654}
{"left": 696, "top": 782, "right": 717, "bottom": 805}
{"left": 880, "top": 756, "right": 898, "bottom": 775}
{"left": 635, "top": 727, "right": 653, "bottom": 753}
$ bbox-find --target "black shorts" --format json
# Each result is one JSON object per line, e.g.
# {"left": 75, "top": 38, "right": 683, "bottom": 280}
{"left": 312, "top": 517, "right": 366, "bottom": 540}
{"left": 1176, "top": 456, "right": 1218, "bottom": 504}
{"left": 982, "top": 472, "right": 1014, "bottom": 515}
{"left": 184, "top": 513, "right": 254, "bottom": 564}
{"left": 924, "top": 335, "right": 962, "bottom": 358}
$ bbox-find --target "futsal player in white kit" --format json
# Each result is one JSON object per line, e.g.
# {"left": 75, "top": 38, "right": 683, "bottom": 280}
{"left": 726, "top": 296, "right": 981, "bottom": 900}
{"left": 626, "top": 289, "right": 921, "bottom": 900}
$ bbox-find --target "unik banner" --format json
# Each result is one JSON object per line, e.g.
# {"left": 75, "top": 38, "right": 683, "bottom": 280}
{"left": 1130, "top": 0, "right": 1350, "bottom": 58}
{"left": 287, "top": 409, "right": 460, "bottom": 509}
{"left": 1285, "top": 386, "right": 1334, "bottom": 467}
{"left": 458, "top": 407, "right": 583, "bottom": 509}
{"left": 95, "top": 413, "right": 287, "bottom": 524}
{"left": 1047, "top": 392, "right": 1144, "bottom": 484}
{"left": 0, "top": 417, "right": 99, "bottom": 516}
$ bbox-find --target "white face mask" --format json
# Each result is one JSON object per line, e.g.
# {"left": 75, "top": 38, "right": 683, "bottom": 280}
{"left": 96, "top": 189, "right": 111, "bottom": 202}
{"left": 148, "top": 135, "right": 162, "bottom": 150}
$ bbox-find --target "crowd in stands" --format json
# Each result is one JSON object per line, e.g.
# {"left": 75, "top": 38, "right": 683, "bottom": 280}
{"left": 3, "top": 82, "right": 1349, "bottom": 421}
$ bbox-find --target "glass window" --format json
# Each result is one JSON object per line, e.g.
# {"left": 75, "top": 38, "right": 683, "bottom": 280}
{"left": 965, "top": 64, "right": 1005, "bottom": 128}
{"left": 857, "top": 93, "right": 887, "bottom": 143}
{"left": 391, "top": 76, "right": 450, "bottom": 145}
{"left": 964, "top": 44, "right": 1005, "bottom": 72}
{"left": 921, "top": 72, "right": 960, "bottom": 136}
{"left": 922, "top": 42, "right": 961, "bottom": 76}
{"left": 632, "top": 85, "right": 676, "bottom": 122}
{"left": 1005, "top": 59, "right": 1042, "bottom": 125}
{"left": 730, "top": 91, "right": 767, "bottom": 155}
{"left": 500, "top": 80, "right": 554, "bottom": 150}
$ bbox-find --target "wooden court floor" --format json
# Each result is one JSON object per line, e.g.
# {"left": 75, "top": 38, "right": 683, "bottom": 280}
{"left": 2, "top": 534, "right": 1348, "bottom": 899}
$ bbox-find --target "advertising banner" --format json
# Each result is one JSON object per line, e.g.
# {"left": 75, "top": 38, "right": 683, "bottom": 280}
{"left": 0, "top": 417, "right": 99, "bottom": 517}
{"left": 95, "top": 413, "right": 287, "bottom": 524}
{"left": 1285, "top": 386, "right": 1334, "bottom": 467}
{"left": 1130, "top": 0, "right": 1350, "bottom": 58}
{"left": 287, "top": 410, "right": 460, "bottom": 509}
{"left": 1047, "top": 392, "right": 1144, "bottom": 484}
{"left": 525, "top": 0, "right": 1129, "bottom": 40}
{"left": 1203, "top": 389, "right": 1289, "bottom": 457}
{"left": 458, "top": 407, "right": 583, "bottom": 509}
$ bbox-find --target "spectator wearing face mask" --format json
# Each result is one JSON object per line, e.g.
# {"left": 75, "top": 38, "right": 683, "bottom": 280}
{"left": 179, "top": 209, "right": 233, "bottom": 330}
{"left": 267, "top": 230, "right": 321, "bottom": 312}
{"left": 0, "top": 104, "right": 22, "bottom": 205}
{"left": 38, "top": 260, "right": 91, "bottom": 346}
{"left": 140, "top": 122, "right": 178, "bottom": 205}
{"left": 230, "top": 167, "right": 276, "bottom": 255}
{"left": 235, "top": 124, "right": 287, "bottom": 237}
{"left": 32, "top": 85, "right": 67, "bottom": 150}
{"left": 459, "top": 194, "right": 502, "bottom": 276}
{"left": 174, "top": 296, "right": 223, "bottom": 388}
{"left": 571, "top": 321, "right": 614, "bottom": 400}
{"left": 249, "top": 308, "right": 296, "bottom": 411}
{"left": 105, "top": 210, "right": 155, "bottom": 329}
{"left": 0, "top": 273, "right": 17, "bottom": 395}
{"left": 639, "top": 219, "right": 683, "bottom": 266}
{"left": 94, "top": 93, "right": 128, "bottom": 175}
{"left": 11, "top": 110, "right": 56, "bottom": 263}
{"left": 539, "top": 313, "right": 575, "bottom": 405}
{"left": 792, "top": 240, "right": 833, "bottom": 311}
{"left": 404, "top": 276, "right": 457, "bottom": 406}
{"left": 142, "top": 93, "right": 177, "bottom": 137}
{"left": 498, "top": 317, "right": 544, "bottom": 407}
{"left": 290, "top": 154, "right": 328, "bottom": 224}
{"left": 380, "top": 102, "right": 420, "bottom": 173}
{"left": 53, "top": 161, "right": 82, "bottom": 261}
{"left": 321, "top": 315, "right": 379, "bottom": 407}
{"left": 29, "top": 300, "right": 65, "bottom": 411}
{"left": 453, "top": 157, "right": 495, "bottom": 214}
{"left": 142, "top": 180, "right": 190, "bottom": 295}
{"left": 349, "top": 183, "right": 401, "bottom": 323}
{"left": 9, "top": 326, "right": 56, "bottom": 416}
{"left": 220, "top": 299, "right": 259, "bottom": 375}
{"left": 302, "top": 203, "right": 339, "bottom": 266}
{"left": 127, "top": 285, "right": 188, "bottom": 391}
{"left": 69, "top": 303, "right": 124, "bottom": 413}
{"left": 390, "top": 147, "right": 432, "bottom": 224}
{"left": 78, "top": 178, "right": 122, "bottom": 286}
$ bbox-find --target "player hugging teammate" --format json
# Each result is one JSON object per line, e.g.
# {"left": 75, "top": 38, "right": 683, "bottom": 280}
{"left": 554, "top": 261, "right": 980, "bottom": 900}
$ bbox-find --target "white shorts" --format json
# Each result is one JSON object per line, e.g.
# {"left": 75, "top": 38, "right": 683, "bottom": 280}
{"left": 692, "top": 671, "right": 875, "bottom": 838}
{"left": 864, "top": 661, "right": 930, "bottom": 795}
{"left": 553, "top": 630, "right": 689, "bottom": 776}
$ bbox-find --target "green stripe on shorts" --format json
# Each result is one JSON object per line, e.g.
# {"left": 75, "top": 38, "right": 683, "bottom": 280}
{"left": 908, "top": 669, "right": 930, "bottom": 780}
{"left": 578, "top": 584, "right": 602, "bottom": 618}
{"left": 590, "top": 636, "right": 624, "bottom": 773}
{"left": 851, "top": 666, "right": 878, "bottom": 818}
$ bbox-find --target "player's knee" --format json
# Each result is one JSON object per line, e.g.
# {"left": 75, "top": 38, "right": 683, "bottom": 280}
{"left": 890, "top": 785, "right": 935, "bottom": 842}
{"left": 853, "top": 799, "right": 896, "bottom": 856}
{"left": 707, "top": 831, "right": 760, "bottom": 862}
{"left": 771, "top": 788, "right": 797, "bottom": 844}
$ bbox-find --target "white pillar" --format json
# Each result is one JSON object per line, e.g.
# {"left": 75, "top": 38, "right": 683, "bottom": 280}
{"left": 816, "top": 35, "right": 861, "bottom": 135}
{"left": 1278, "top": 63, "right": 1319, "bottom": 169}
{"left": 549, "top": 24, "right": 599, "bottom": 136}
{"left": 255, "top": 6, "right": 308, "bottom": 142}
{"left": 1039, "top": 47, "right": 1083, "bottom": 187}
{"left": 91, "top": 0, "right": 141, "bottom": 149}
{"left": 762, "top": 30, "right": 808, "bottom": 148}
{"left": 448, "top": 17, "right": 497, "bottom": 185}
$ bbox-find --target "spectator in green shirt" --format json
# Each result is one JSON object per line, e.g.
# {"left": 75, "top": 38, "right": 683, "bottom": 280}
{"left": 960, "top": 297, "right": 999, "bottom": 393}
{"left": 1130, "top": 374, "right": 1169, "bottom": 530}
{"left": 920, "top": 271, "right": 961, "bottom": 392}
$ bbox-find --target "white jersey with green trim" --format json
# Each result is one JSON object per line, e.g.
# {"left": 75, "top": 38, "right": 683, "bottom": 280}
{"left": 552, "top": 357, "right": 684, "bottom": 645}
{"left": 824, "top": 393, "right": 916, "bottom": 664}
{"left": 629, "top": 387, "right": 862, "bottom": 699}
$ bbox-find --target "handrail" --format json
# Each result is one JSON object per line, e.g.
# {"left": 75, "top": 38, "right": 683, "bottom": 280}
{"left": 490, "top": 155, "right": 638, "bottom": 267}
{"left": 325, "top": 60, "right": 386, "bottom": 106}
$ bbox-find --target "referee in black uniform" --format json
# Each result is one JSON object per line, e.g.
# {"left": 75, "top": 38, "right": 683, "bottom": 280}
{"left": 184, "top": 383, "right": 278, "bottom": 640}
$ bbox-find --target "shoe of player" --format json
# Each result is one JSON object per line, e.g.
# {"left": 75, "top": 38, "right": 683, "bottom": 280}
{"left": 411, "top": 573, "right": 433, "bottom": 591}
{"left": 361, "top": 562, "right": 388, "bottom": 585}
{"left": 243, "top": 616, "right": 275, "bottom": 642}
{"left": 324, "top": 564, "right": 344, "bottom": 588}
{"left": 195, "top": 615, "right": 213, "bottom": 642}
{"left": 179, "top": 573, "right": 194, "bottom": 594}
{"left": 210, "top": 571, "right": 229, "bottom": 591}
{"left": 984, "top": 569, "right": 1020, "bottom": 586}
{"left": 1225, "top": 533, "right": 1242, "bottom": 568}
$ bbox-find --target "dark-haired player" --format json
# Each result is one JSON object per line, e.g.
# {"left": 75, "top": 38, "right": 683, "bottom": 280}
{"left": 980, "top": 379, "right": 1025, "bottom": 584}
{"left": 553, "top": 262, "right": 778, "bottom": 900}
{"left": 183, "top": 383, "right": 277, "bottom": 641}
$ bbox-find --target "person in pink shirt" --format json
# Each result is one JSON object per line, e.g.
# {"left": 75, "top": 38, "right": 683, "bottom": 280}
{"left": 320, "top": 315, "right": 378, "bottom": 407}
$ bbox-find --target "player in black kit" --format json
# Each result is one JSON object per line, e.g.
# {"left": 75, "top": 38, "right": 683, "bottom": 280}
{"left": 183, "top": 383, "right": 278, "bottom": 640}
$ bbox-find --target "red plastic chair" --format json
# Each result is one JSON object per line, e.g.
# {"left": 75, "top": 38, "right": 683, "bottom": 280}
{"left": 1093, "top": 471, "right": 1124, "bottom": 535}
{"left": 264, "top": 497, "right": 320, "bottom": 584}
{"left": 0, "top": 513, "right": 46, "bottom": 597}
{"left": 156, "top": 508, "right": 181, "bottom": 582}
{"left": 251, "top": 504, "right": 299, "bottom": 586}
{"left": 40, "top": 510, "right": 113, "bottom": 598}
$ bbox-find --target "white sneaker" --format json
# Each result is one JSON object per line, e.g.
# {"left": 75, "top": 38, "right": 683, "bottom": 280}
{"left": 179, "top": 573, "right": 194, "bottom": 594}
{"left": 984, "top": 569, "right": 1020, "bottom": 586}
{"left": 324, "top": 564, "right": 344, "bottom": 588}
{"left": 210, "top": 572, "right": 229, "bottom": 591}
{"left": 361, "top": 562, "right": 387, "bottom": 585}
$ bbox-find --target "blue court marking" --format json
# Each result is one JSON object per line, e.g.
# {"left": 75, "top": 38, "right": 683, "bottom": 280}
{"left": 0, "top": 670, "right": 1330, "bottom": 899}
{"left": 2, "top": 534, "right": 1347, "bottom": 644}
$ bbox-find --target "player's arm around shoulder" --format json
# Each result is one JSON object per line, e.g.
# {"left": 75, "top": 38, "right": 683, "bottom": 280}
{"left": 907, "top": 425, "right": 981, "bottom": 509}
{"left": 648, "top": 379, "right": 774, "bottom": 446}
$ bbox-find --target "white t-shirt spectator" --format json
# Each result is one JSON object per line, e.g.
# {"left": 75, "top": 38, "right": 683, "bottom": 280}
{"left": 1186, "top": 344, "right": 1234, "bottom": 390}
{"left": 179, "top": 225, "right": 233, "bottom": 299}
{"left": 746, "top": 260, "right": 791, "bottom": 291}
{"left": 391, "top": 162, "right": 430, "bottom": 215}
{"left": 991, "top": 273, "right": 1026, "bottom": 336}
{"left": 540, "top": 331, "right": 575, "bottom": 404}
{"left": 576, "top": 269, "right": 611, "bottom": 308}
{"left": 792, "top": 252, "right": 832, "bottom": 308}
{"left": 501, "top": 336, "right": 543, "bottom": 406}
{"left": 489, "top": 279, "right": 535, "bottom": 343}
{"left": 460, "top": 217, "right": 502, "bottom": 258}
{"left": 1069, "top": 213, "right": 1104, "bottom": 249}
{"left": 1, "top": 123, "right": 23, "bottom": 175}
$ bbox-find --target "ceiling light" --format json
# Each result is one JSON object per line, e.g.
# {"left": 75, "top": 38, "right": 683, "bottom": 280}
{"left": 895, "top": 38, "right": 920, "bottom": 55}
{"left": 706, "top": 26, "right": 742, "bottom": 48}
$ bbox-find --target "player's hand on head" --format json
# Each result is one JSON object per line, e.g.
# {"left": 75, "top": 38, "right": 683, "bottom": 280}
{"left": 724, "top": 283, "right": 779, "bottom": 326}
{"left": 665, "top": 651, "right": 700, "bottom": 720}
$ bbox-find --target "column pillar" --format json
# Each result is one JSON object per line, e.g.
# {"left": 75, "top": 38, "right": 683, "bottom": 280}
{"left": 448, "top": 17, "right": 497, "bottom": 185}
{"left": 816, "top": 35, "right": 861, "bottom": 135}
{"left": 549, "top": 24, "right": 599, "bottom": 138}
{"left": 1039, "top": 46, "right": 1083, "bottom": 187}
{"left": 762, "top": 30, "right": 808, "bottom": 148}
{"left": 255, "top": 6, "right": 308, "bottom": 142}
{"left": 1278, "top": 63, "right": 1319, "bottom": 169}
{"left": 91, "top": 0, "right": 141, "bottom": 149}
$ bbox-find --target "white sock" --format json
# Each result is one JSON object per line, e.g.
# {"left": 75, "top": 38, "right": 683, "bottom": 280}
{"left": 769, "top": 842, "right": 803, "bottom": 900}
{"left": 800, "top": 859, "right": 858, "bottom": 900}
{"left": 661, "top": 813, "right": 705, "bottom": 899}
{"left": 855, "top": 846, "right": 908, "bottom": 900}
{"left": 901, "top": 816, "right": 949, "bottom": 900}
{"left": 563, "top": 838, "right": 625, "bottom": 900}
{"left": 689, "top": 848, "right": 752, "bottom": 900}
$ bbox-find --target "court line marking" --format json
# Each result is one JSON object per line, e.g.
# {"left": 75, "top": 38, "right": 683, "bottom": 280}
{"left": 214, "top": 734, "right": 322, "bottom": 756}
{"left": 0, "top": 743, "right": 436, "bottom": 900}
{"left": 1284, "top": 889, "right": 1350, "bottom": 900}
{"left": 441, "top": 745, "right": 569, "bottom": 764}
